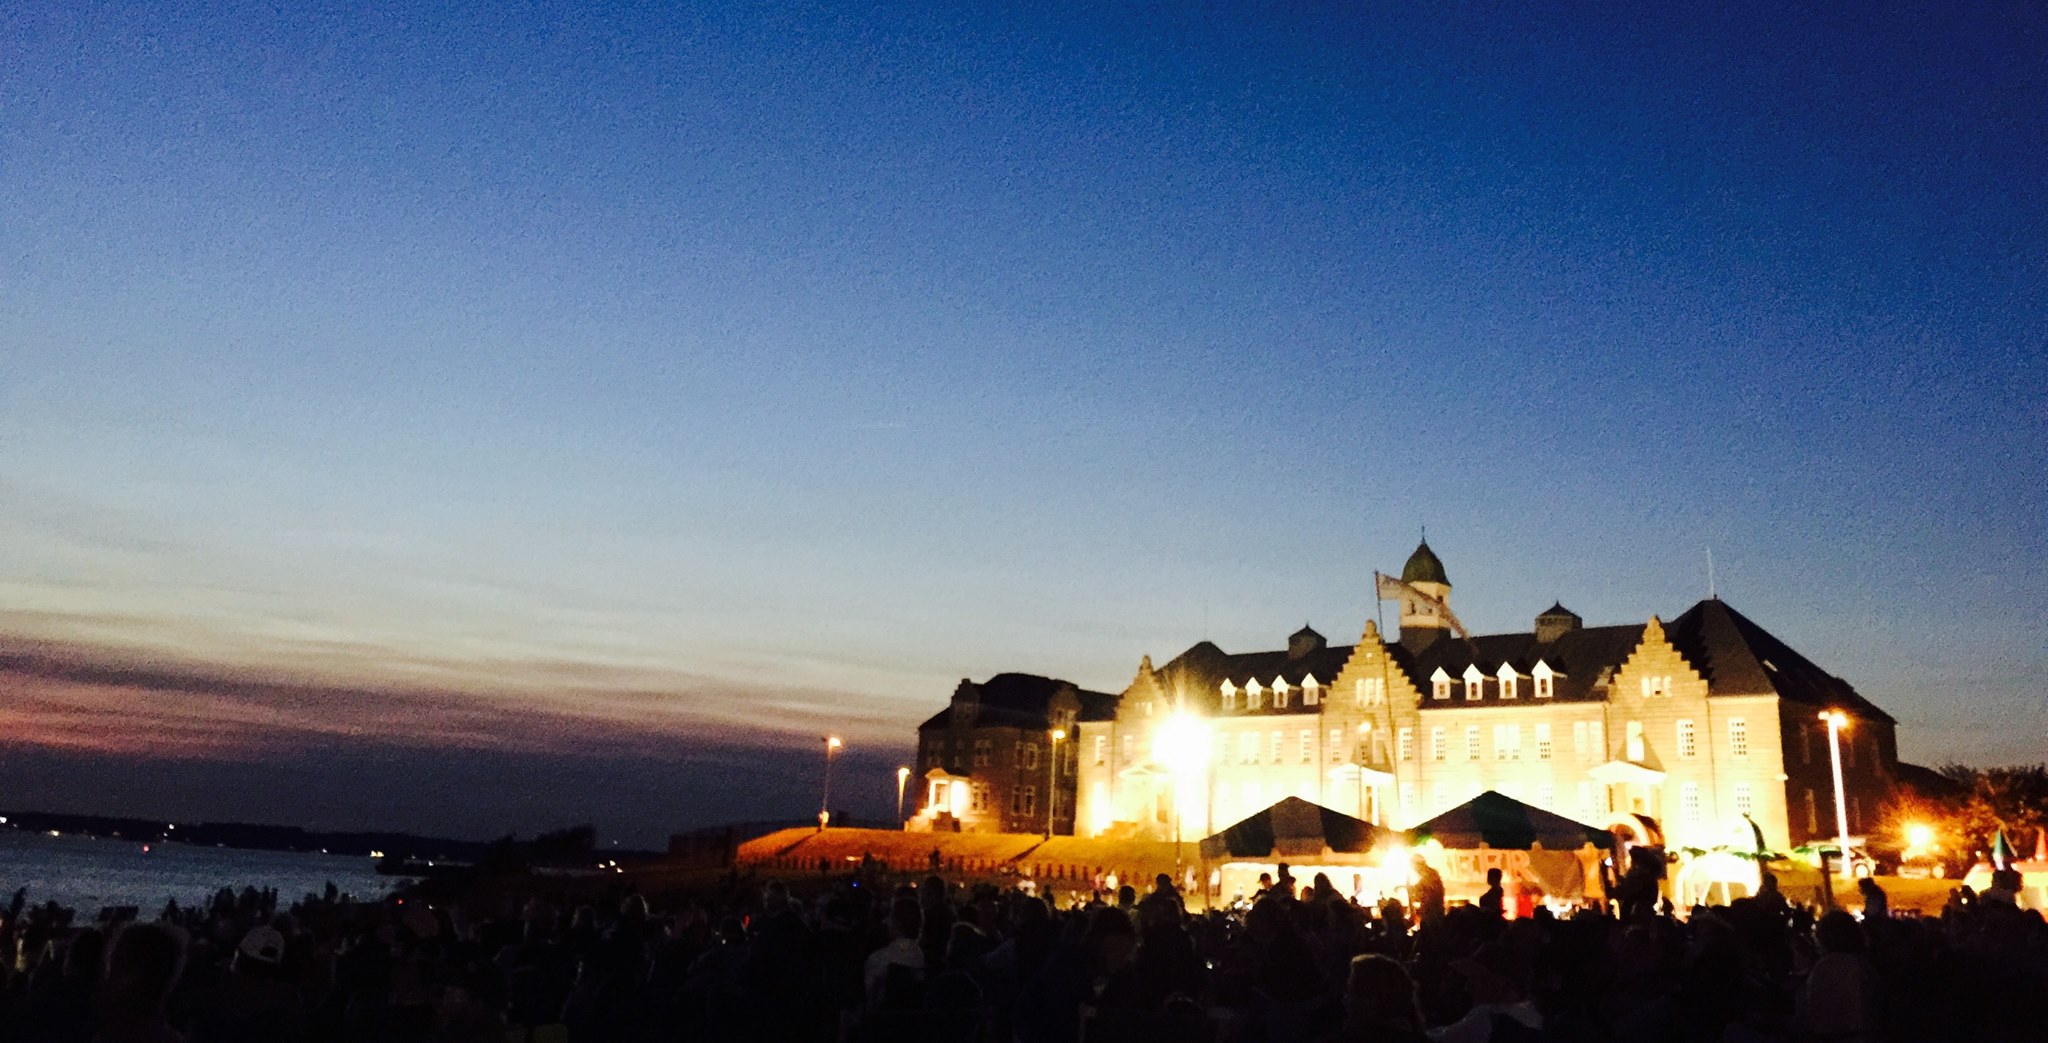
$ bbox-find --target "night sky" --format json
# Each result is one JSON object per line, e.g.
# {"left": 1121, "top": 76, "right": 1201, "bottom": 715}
{"left": 3, "top": 2, "right": 2042, "bottom": 846}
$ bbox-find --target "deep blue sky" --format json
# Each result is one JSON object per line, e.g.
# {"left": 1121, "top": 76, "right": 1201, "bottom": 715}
{"left": 2, "top": 1, "right": 2043, "bottom": 844}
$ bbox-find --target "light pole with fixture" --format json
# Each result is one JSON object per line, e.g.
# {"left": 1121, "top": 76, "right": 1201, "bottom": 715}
{"left": 819, "top": 735, "right": 843, "bottom": 830}
{"left": 896, "top": 765, "right": 911, "bottom": 826}
{"left": 1819, "top": 711, "right": 1852, "bottom": 881}
{"left": 1045, "top": 728, "right": 1066, "bottom": 838}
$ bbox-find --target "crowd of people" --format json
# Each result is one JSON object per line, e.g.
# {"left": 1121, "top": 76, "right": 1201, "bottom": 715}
{"left": 0, "top": 860, "right": 2044, "bottom": 1043}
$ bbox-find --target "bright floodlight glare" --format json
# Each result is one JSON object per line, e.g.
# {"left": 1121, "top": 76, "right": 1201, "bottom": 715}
{"left": 1818, "top": 710, "right": 1848, "bottom": 728}
{"left": 1156, "top": 713, "right": 1210, "bottom": 776}
{"left": 1906, "top": 824, "right": 1934, "bottom": 849}
{"left": 826, "top": 736, "right": 843, "bottom": 748}
{"left": 1051, "top": 728, "right": 1067, "bottom": 741}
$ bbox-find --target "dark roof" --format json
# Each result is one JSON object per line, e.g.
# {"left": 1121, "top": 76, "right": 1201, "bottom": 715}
{"left": 1396, "top": 623, "right": 1646, "bottom": 705}
{"left": 1402, "top": 541, "right": 1448, "bottom": 585}
{"left": 1663, "top": 600, "right": 1893, "bottom": 722}
{"left": 1153, "top": 638, "right": 1357, "bottom": 715}
{"left": 1893, "top": 762, "right": 1965, "bottom": 798}
{"left": 1407, "top": 790, "right": 1615, "bottom": 849}
{"left": 917, "top": 672, "right": 1116, "bottom": 731}
{"left": 1538, "top": 602, "right": 1579, "bottom": 620}
{"left": 1197, "top": 796, "right": 1393, "bottom": 859}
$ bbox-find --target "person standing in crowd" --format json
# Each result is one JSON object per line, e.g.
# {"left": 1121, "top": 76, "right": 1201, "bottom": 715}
{"left": 92, "top": 922, "right": 186, "bottom": 1043}
{"left": 1410, "top": 855, "right": 1446, "bottom": 926}
{"left": 1477, "top": 869, "right": 1505, "bottom": 918}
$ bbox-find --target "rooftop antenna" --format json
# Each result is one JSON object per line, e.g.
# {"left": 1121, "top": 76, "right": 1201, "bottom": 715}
{"left": 1706, "top": 547, "right": 1717, "bottom": 600}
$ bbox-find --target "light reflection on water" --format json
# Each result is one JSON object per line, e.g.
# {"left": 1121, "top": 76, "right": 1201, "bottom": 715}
{"left": 0, "top": 829, "right": 397, "bottom": 915}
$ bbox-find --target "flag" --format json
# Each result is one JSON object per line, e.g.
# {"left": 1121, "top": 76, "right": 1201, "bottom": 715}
{"left": 2034, "top": 828, "right": 2047, "bottom": 865}
{"left": 1992, "top": 830, "right": 2014, "bottom": 871}
{"left": 1374, "top": 571, "right": 1408, "bottom": 601}
{"left": 1374, "top": 571, "right": 1475, "bottom": 644}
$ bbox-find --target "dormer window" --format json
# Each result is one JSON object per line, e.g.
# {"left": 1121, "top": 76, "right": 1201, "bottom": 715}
{"left": 1430, "top": 668, "right": 1452, "bottom": 701}
{"left": 1246, "top": 679, "right": 1264, "bottom": 709}
{"left": 1220, "top": 680, "right": 1238, "bottom": 711}
{"left": 1498, "top": 664, "right": 1519, "bottom": 700}
{"left": 1272, "top": 677, "right": 1290, "bottom": 709}
{"left": 1302, "top": 675, "right": 1321, "bottom": 706}
{"left": 1463, "top": 665, "right": 1486, "bottom": 701}
{"left": 1532, "top": 661, "right": 1555, "bottom": 699}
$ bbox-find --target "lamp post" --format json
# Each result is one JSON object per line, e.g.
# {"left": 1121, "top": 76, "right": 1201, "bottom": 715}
{"left": 819, "top": 735, "right": 843, "bottom": 830}
{"left": 896, "top": 766, "right": 911, "bottom": 826}
{"left": 1819, "top": 711, "right": 1852, "bottom": 881}
{"left": 1046, "top": 729, "right": 1066, "bottom": 838}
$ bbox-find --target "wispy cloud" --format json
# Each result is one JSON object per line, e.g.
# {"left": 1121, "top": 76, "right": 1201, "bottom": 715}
{"left": 0, "top": 634, "right": 911, "bottom": 766}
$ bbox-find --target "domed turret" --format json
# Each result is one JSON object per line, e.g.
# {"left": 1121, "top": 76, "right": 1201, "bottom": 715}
{"left": 1398, "top": 540, "right": 1453, "bottom": 649}
{"left": 1402, "top": 541, "right": 1448, "bottom": 585}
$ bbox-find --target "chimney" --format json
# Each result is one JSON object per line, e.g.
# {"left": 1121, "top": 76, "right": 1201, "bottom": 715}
{"left": 1535, "top": 603, "right": 1582, "bottom": 643}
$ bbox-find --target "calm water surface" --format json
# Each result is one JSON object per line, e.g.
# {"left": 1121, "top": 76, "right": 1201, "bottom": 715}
{"left": 0, "top": 829, "right": 397, "bottom": 914}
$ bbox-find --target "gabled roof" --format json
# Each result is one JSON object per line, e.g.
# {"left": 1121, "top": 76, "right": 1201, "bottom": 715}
{"left": 1663, "top": 599, "right": 1893, "bottom": 722}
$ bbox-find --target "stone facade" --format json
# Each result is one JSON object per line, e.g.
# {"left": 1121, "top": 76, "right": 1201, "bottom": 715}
{"left": 908, "top": 673, "right": 1113, "bottom": 835}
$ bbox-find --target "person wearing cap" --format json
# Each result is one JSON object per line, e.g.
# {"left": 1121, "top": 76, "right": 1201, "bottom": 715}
{"left": 185, "top": 924, "right": 306, "bottom": 1042}
{"left": 1427, "top": 942, "right": 1542, "bottom": 1043}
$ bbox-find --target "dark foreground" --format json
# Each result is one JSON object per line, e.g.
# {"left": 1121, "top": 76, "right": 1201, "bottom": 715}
{"left": 1, "top": 867, "right": 2044, "bottom": 1043}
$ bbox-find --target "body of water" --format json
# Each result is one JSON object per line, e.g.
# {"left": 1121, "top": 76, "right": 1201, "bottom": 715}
{"left": 0, "top": 829, "right": 398, "bottom": 915}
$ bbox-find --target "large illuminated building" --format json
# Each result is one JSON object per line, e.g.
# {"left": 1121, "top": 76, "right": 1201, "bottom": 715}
{"left": 1068, "top": 542, "right": 1901, "bottom": 853}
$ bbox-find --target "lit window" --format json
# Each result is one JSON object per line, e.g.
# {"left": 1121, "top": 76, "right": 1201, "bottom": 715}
{"left": 1093, "top": 735, "right": 1107, "bottom": 766}
{"left": 1494, "top": 724, "right": 1521, "bottom": 761}
{"left": 1398, "top": 727, "right": 1414, "bottom": 762}
{"left": 1532, "top": 661, "right": 1555, "bottom": 699}
{"left": 973, "top": 739, "right": 993, "bottom": 767}
{"left": 1728, "top": 718, "right": 1748, "bottom": 758}
{"left": 1572, "top": 720, "right": 1587, "bottom": 757}
{"left": 970, "top": 784, "right": 989, "bottom": 812}
{"left": 1535, "top": 723, "right": 1552, "bottom": 761}
{"left": 1020, "top": 742, "right": 1040, "bottom": 770}
{"left": 1500, "top": 670, "right": 1519, "bottom": 700}
{"left": 1431, "top": 669, "right": 1452, "bottom": 701}
{"left": 1246, "top": 680, "right": 1263, "bottom": 710}
{"left": 1220, "top": 681, "right": 1237, "bottom": 711}
{"left": 1431, "top": 727, "right": 1447, "bottom": 761}
{"left": 1329, "top": 728, "right": 1343, "bottom": 761}
{"left": 1121, "top": 735, "right": 1134, "bottom": 763}
{"left": 1240, "top": 733, "right": 1258, "bottom": 765}
{"left": 1680, "top": 782, "right": 1701, "bottom": 825}
{"left": 1626, "top": 721, "right": 1644, "bottom": 762}
{"left": 1272, "top": 678, "right": 1290, "bottom": 709}
{"left": 1268, "top": 730, "right": 1282, "bottom": 763}
{"left": 1734, "top": 783, "right": 1753, "bottom": 816}
{"left": 1359, "top": 677, "right": 1386, "bottom": 706}
{"left": 1465, "top": 726, "right": 1481, "bottom": 761}
{"left": 1464, "top": 666, "right": 1486, "bottom": 701}
{"left": 1590, "top": 720, "right": 1605, "bottom": 758}
{"left": 1677, "top": 720, "right": 1696, "bottom": 759}
{"left": 1298, "top": 730, "right": 1313, "bottom": 764}
{"left": 1303, "top": 677, "right": 1320, "bottom": 705}
{"left": 1641, "top": 675, "right": 1671, "bottom": 699}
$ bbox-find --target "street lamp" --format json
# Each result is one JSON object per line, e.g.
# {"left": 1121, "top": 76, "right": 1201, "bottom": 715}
{"left": 896, "top": 766, "right": 911, "bottom": 827}
{"left": 819, "top": 735, "right": 843, "bottom": 830}
{"left": 1045, "top": 729, "right": 1066, "bottom": 838}
{"left": 1819, "top": 711, "right": 1852, "bottom": 881}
